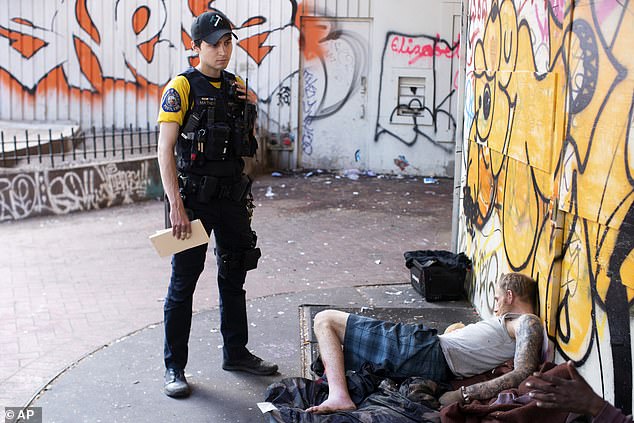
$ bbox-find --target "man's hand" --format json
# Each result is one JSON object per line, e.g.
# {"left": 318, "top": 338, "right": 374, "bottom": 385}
{"left": 526, "top": 361, "right": 606, "bottom": 416}
{"left": 170, "top": 200, "right": 191, "bottom": 240}
{"left": 236, "top": 80, "right": 257, "bottom": 105}
{"left": 439, "top": 389, "right": 463, "bottom": 406}
{"left": 444, "top": 322, "right": 465, "bottom": 334}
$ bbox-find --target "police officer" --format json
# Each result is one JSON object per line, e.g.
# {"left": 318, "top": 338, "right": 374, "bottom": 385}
{"left": 157, "top": 10, "right": 278, "bottom": 398}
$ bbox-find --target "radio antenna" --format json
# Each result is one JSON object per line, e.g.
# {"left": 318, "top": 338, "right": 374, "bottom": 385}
{"left": 244, "top": 78, "right": 249, "bottom": 127}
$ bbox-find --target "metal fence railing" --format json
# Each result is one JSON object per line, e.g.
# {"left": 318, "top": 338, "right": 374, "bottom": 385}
{"left": 0, "top": 124, "right": 159, "bottom": 169}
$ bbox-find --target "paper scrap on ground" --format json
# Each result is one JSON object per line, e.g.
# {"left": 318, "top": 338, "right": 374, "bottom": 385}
{"left": 257, "top": 402, "right": 278, "bottom": 413}
{"left": 149, "top": 219, "right": 209, "bottom": 257}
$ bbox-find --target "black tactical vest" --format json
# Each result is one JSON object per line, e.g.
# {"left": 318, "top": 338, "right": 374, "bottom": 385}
{"left": 176, "top": 68, "right": 256, "bottom": 177}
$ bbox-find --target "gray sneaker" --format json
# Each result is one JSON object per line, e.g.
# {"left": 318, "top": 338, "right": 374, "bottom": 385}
{"left": 222, "top": 353, "right": 278, "bottom": 375}
{"left": 164, "top": 368, "right": 191, "bottom": 398}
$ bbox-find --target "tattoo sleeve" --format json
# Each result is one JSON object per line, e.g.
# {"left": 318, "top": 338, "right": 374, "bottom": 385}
{"left": 466, "top": 314, "right": 543, "bottom": 401}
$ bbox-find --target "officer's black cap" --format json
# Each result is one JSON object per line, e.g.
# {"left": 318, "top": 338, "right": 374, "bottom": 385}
{"left": 191, "top": 11, "right": 238, "bottom": 45}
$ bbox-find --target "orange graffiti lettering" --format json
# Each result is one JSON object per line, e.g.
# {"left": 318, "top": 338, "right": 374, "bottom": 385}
{"left": 238, "top": 32, "right": 274, "bottom": 65}
{"left": 11, "top": 18, "right": 35, "bottom": 27}
{"left": 73, "top": 36, "right": 103, "bottom": 91}
{"left": 188, "top": 56, "right": 200, "bottom": 68}
{"left": 137, "top": 34, "right": 159, "bottom": 63}
{"left": 295, "top": 2, "right": 327, "bottom": 60}
{"left": 125, "top": 61, "right": 151, "bottom": 88}
{"left": 0, "top": 25, "right": 47, "bottom": 59}
{"left": 132, "top": 6, "right": 151, "bottom": 35}
{"left": 188, "top": 0, "right": 210, "bottom": 17}
{"left": 76, "top": 0, "right": 101, "bottom": 44}
{"left": 241, "top": 16, "right": 266, "bottom": 28}
{"left": 182, "top": 27, "right": 193, "bottom": 50}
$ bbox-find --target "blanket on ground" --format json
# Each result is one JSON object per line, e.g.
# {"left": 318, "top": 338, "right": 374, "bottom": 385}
{"left": 264, "top": 362, "right": 601, "bottom": 423}
{"left": 263, "top": 363, "right": 442, "bottom": 423}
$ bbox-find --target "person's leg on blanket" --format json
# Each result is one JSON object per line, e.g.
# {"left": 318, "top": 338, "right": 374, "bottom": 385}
{"left": 306, "top": 310, "right": 357, "bottom": 414}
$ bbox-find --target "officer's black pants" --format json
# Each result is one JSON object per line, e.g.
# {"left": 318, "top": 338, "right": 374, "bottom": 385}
{"left": 163, "top": 194, "right": 255, "bottom": 371}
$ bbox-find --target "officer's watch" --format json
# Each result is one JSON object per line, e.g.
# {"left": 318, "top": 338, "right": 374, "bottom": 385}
{"left": 460, "top": 385, "right": 471, "bottom": 404}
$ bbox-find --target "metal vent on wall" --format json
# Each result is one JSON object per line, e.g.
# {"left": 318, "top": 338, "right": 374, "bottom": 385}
{"left": 397, "top": 76, "right": 426, "bottom": 117}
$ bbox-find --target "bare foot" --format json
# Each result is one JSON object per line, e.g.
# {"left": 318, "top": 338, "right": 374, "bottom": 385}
{"left": 306, "top": 397, "right": 357, "bottom": 414}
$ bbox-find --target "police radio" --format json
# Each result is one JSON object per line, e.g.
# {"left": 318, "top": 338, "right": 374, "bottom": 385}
{"left": 225, "top": 77, "right": 258, "bottom": 157}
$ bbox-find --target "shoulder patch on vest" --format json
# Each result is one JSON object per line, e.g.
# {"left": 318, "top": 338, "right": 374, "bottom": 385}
{"left": 161, "top": 88, "right": 181, "bottom": 112}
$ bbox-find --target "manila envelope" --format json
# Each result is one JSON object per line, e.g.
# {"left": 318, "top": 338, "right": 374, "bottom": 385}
{"left": 149, "top": 219, "right": 209, "bottom": 257}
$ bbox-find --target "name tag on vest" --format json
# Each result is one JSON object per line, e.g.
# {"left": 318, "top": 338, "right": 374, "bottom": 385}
{"left": 199, "top": 97, "right": 216, "bottom": 107}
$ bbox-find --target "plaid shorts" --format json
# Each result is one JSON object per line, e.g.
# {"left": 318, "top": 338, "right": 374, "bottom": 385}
{"left": 343, "top": 314, "right": 451, "bottom": 381}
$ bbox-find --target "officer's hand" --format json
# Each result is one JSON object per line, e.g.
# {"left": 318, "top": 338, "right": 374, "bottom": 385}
{"left": 170, "top": 201, "right": 191, "bottom": 240}
{"left": 526, "top": 361, "right": 605, "bottom": 416}
{"left": 236, "top": 81, "right": 257, "bottom": 105}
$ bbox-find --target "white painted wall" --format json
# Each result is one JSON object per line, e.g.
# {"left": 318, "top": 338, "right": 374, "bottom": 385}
{"left": 367, "top": 0, "right": 462, "bottom": 176}
{"left": 0, "top": 0, "right": 462, "bottom": 176}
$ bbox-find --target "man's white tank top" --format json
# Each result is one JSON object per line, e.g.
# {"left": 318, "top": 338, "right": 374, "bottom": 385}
{"left": 437, "top": 313, "right": 519, "bottom": 378}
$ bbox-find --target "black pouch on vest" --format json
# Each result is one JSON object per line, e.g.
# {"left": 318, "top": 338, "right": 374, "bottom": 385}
{"left": 233, "top": 104, "right": 258, "bottom": 157}
{"left": 176, "top": 138, "right": 194, "bottom": 170}
{"left": 197, "top": 175, "right": 219, "bottom": 203}
{"left": 243, "top": 247, "right": 261, "bottom": 271}
{"left": 230, "top": 175, "right": 252, "bottom": 202}
{"left": 205, "top": 123, "right": 232, "bottom": 160}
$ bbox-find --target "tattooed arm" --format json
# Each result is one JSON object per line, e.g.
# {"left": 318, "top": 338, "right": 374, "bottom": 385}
{"left": 465, "top": 314, "right": 543, "bottom": 401}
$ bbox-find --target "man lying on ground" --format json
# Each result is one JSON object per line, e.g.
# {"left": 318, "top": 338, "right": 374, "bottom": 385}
{"left": 306, "top": 272, "right": 544, "bottom": 413}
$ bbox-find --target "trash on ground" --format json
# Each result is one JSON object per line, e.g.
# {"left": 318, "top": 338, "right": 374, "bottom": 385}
{"left": 265, "top": 186, "right": 275, "bottom": 197}
{"left": 343, "top": 169, "right": 361, "bottom": 180}
{"left": 257, "top": 402, "right": 278, "bottom": 414}
{"left": 271, "top": 171, "right": 282, "bottom": 177}
{"left": 423, "top": 177, "right": 438, "bottom": 184}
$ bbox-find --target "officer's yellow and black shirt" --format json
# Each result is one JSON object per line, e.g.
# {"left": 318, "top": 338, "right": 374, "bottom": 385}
{"left": 157, "top": 72, "right": 245, "bottom": 126}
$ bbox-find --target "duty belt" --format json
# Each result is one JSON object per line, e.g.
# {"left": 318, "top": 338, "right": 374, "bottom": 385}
{"left": 178, "top": 173, "right": 251, "bottom": 203}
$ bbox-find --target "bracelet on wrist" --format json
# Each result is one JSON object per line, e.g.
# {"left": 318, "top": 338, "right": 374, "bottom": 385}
{"left": 460, "top": 385, "right": 471, "bottom": 404}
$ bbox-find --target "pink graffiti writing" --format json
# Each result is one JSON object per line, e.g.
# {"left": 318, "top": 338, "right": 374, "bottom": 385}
{"left": 469, "top": 0, "right": 488, "bottom": 23}
{"left": 390, "top": 35, "right": 459, "bottom": 66}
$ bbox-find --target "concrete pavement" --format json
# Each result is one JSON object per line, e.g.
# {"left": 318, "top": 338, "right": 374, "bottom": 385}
{"left": 0, "top": 171, "right": 455, "bottom": 411}
{"left": 32, "top": 284, "right": 478, "bottom": 422}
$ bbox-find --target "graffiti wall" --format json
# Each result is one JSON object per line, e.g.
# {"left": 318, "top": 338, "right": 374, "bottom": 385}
{"left": 459, "top": 0, "right": 634, "bottom": 411}
{"left": 1, "top": 0, "right": 462, "bottom": 175}
{"left": 367, "top": 1, "right": 462, "bottom": 175}
{"left": 0, "top": 158, "right": 162, "bottom": 221}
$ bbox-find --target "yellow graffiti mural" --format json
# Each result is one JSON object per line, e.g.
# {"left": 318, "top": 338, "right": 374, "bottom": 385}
{"left": 462, "top": 0, "right": 634, "bottom": 409}
{"left": 464, "top": 0, "right": 563, "bottom": 325}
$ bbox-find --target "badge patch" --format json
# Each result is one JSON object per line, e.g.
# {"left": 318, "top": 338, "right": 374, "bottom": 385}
{"left": 161, "top": 88, "right": 181, "bottom": 112}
